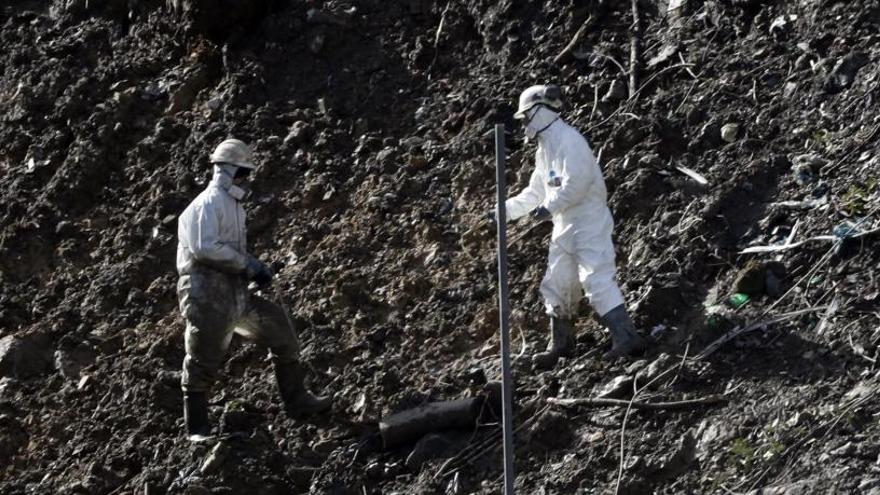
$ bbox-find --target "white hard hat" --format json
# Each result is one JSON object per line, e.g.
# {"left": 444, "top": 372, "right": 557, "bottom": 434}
{"left": 209, "top": 138, "right": 256, "bottom": 169}
{"left": 514, "top": 85, "right": 563, "bottom": 119}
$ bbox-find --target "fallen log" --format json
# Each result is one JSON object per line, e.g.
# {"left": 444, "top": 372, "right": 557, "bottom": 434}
{"left": 379, "top": 397, "right": 484, "bottom": 449}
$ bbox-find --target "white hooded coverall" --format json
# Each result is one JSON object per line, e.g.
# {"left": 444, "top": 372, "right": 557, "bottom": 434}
{"left": 177, "top": 165, "right": 300, "bottom": 393}
{"left": 506, "top": 110, "right": 625, "bottom": 319}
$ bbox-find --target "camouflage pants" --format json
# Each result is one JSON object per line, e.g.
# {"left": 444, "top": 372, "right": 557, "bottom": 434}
{"left": 178, "top": 267, "right": 300, "bottom": 393}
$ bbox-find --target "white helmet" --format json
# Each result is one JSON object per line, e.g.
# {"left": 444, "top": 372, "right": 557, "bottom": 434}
{"left": 209, "top": 138, "right": 256, "bottom": 169}
{"left": 514, "top": 84, "right": 563, "bottom": 119}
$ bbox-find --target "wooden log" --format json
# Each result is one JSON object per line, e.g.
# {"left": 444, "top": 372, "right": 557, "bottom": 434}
{"left": 379, "top": 397, "right": 484, "bottom": 449}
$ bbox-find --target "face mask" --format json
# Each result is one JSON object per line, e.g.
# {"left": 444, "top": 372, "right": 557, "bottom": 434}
{"left": 523, "top": 107, "right": 540, "bottom": 141}
{"left": 227, "top": 184, "right": 249, "bottom": 201}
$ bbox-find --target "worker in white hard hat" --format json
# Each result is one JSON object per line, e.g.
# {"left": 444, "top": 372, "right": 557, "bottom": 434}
{"left": 498, "top": 85, "right": 646, "bottom": 368}
{"left": 176, "top": 138, "right": 330, "bottom": 440}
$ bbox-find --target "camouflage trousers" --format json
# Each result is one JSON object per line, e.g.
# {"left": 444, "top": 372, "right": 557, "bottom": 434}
{"left": 177, "top": 266, "right": 300, "bottom": 393}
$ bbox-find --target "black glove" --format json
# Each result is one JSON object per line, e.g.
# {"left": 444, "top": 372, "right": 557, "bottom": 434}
{"left": 530, "top": 206, "right": 551, "bottom": 221}
{"left": 486, "top": 209, "right": 498, "bottom": 230}
{"left": 246, "top": 257, "right": 274, "bottom": 287}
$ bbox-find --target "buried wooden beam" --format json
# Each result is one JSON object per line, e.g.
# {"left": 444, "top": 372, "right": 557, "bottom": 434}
{"left": 379, "top": 397, "right": 484, "bottom": 449}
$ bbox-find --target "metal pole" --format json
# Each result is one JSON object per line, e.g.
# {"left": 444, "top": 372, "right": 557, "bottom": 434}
{"left": 494, "top": 123, "right": 516, "bottom": 495}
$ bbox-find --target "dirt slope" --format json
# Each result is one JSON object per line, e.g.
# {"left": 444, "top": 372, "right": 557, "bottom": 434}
{"left": 1, "top": 0, "right": 879, "bottom": 493}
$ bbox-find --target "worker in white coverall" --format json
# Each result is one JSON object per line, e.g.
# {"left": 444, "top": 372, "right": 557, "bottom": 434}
{"left": 177, "top": 139, "right": 330, "bottom": 440}
{"left": 499, "top": 85, "right": 646, "bottom": 368}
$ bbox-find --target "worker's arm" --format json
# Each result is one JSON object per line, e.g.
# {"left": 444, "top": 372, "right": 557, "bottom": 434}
{"left": 505, "top": 162, "right": 546, "bottom": 221}
{"left": 186, "top": 203, "right": 249, "bottom": 274}
{"left": 544, "top": 141, "right": 595, "bottom": 215}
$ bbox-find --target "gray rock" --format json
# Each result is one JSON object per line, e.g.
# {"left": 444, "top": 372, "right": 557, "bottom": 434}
{"left": 596, "top": 375, "right": 634, "bottom": 399}
{"left": 824, "top": 52, "right": 869, "bottom": 94}
{"left": 602, "top": 80, "right": 627, "bottom": 103}
{"left": 0, "top": 335, "right": 53, "bottom": 379}
{"left": 748, "top": 478, "right": 819, "bottom": 495}
{"left": 831, "top": 442, "right": 856, "bottom": 457}
{"left": 696, "top": 419, "right": 736, "bottom": 460}
{"left": 721, "top": 123, "right": 740, "bottom": 143}
{"left": 639, "top": 353, "right": 674, "bottom": 385}
{"left": 842, "top": 380, "right": 876, "bottom": 404}
{"left": 284, "top": 121, "right": 313, "bottom": 146}
{"left": 859, "top": 479, "right": 880, "bottom": 491}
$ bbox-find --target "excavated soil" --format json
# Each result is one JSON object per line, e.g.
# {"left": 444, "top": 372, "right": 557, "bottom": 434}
{"left": 1, "top": 0, "right": 880, "bottom": 493}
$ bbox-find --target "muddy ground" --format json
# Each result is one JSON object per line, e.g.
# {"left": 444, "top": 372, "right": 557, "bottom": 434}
{"left": 1, "top": 0, "right": 879, "bottom": 493}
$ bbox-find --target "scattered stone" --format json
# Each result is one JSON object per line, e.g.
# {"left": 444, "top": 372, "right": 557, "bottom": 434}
{"left": 824, "top": 52, "right": 869, "bottom": 94}
{"left": 749, "top": 478, "right": 819, "bottom": 495}
{"left": 842, "top": 380, "right": 876, "bottom": 404}
{"left": 584, "top": 431, "right": 605, "bottom": 444}
{"left": 696, "top": 419, "right": 735, "bottom": 460}
{"left": 656, "top": 430, "right": 696, "bottom": 478}
{"left": 720, "top": 123, "right": 740, "bottom": 143}
{"left": 54, "top": 339, "right": 97, "bottom": 380}
{"left": 639, "top": 353, "right": 674, "bottom": 384}
{"left": 858, "top": 479, "right": 880, "bottom": 491}
{"left": 284, "top": 121, "right": 313, "bottom": 146}
{"left": 831, "top": 442, "right": 856, "bottom": 457}
{"left": 602, "top": 80, "right": 627, "bottom": 103}
{"left": 0, "top": 335, "right": 53, "bottom": 379}
{"left": 365, "top": 460, "right": 384, "bottom": 478}
{"left": 596, "top": 375, "right": 633, "bottom": 399}
{"left": 769, "top": 15, "right": 797, "bottom": 39}
{"left": 167, "top": 64, "right": 216, "bottom": 114}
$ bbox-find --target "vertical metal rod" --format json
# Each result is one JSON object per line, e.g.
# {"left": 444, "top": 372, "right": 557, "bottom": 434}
{"left": 494, "top": 123, "right": 516, "bottom": 495}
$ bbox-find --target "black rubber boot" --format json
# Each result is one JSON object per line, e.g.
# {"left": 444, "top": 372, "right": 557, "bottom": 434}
{"left": 275, "top": 361, "right": 332, "bottom": 416}
{"left": 532, "top": 317, "right": 574, "bottom": 370}
{"left": 601, "top": 304, "right": 647, "bottom": 360}
{"left": 183, "top": 391, "right": 212, "bottom": 440}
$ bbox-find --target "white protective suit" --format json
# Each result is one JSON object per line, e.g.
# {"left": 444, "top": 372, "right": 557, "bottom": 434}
{"left": 176, "top": 165, "right": 299, "bottom": 393}
{"left": 506, "top": 108, "right": 625, "bottom": 319}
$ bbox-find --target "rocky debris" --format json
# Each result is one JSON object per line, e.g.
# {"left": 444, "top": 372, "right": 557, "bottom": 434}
{"left": 0, "top": 414, "right": 28, "bottom": 462}
{"left": 166, "top": 61, "right": 219, "bottom": 114}
{"left": 596, "top": 375, "right": 634, "bottom": 399}
{"left": 721, "top": 123, "right": 740, "bottom": 143}
{"left": 748, "top": 478, "right": 820, "bottom": 495}
{"left": 54, "top": 337, "right": 97, "bottom": 380}
{"left": 0, "top": 334, "right": 53, "bottom": 378}
{"left": 824, "top": 52, "right": 870, "bottom": 94}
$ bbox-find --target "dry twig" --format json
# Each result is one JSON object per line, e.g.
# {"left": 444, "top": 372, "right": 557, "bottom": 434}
{"left": 553, "top": 15, "right": 594, "bottom": 65}
{"left": 547, "top": 395, "right": 726, "bottom": 410}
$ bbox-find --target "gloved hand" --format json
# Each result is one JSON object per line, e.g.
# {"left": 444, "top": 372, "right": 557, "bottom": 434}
{"left": 486, "top": 209, "right": 497, "bottom": 230}
{"left": 530, "top": 206, "right": 551, "bottom": 221}
{"left": 245, "top": 256, "right": 274, "bottom": 287}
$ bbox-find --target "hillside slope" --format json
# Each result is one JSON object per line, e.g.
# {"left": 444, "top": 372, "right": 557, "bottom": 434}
{"left": 1, "top": 0, "right": 879, "bottom": 493}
